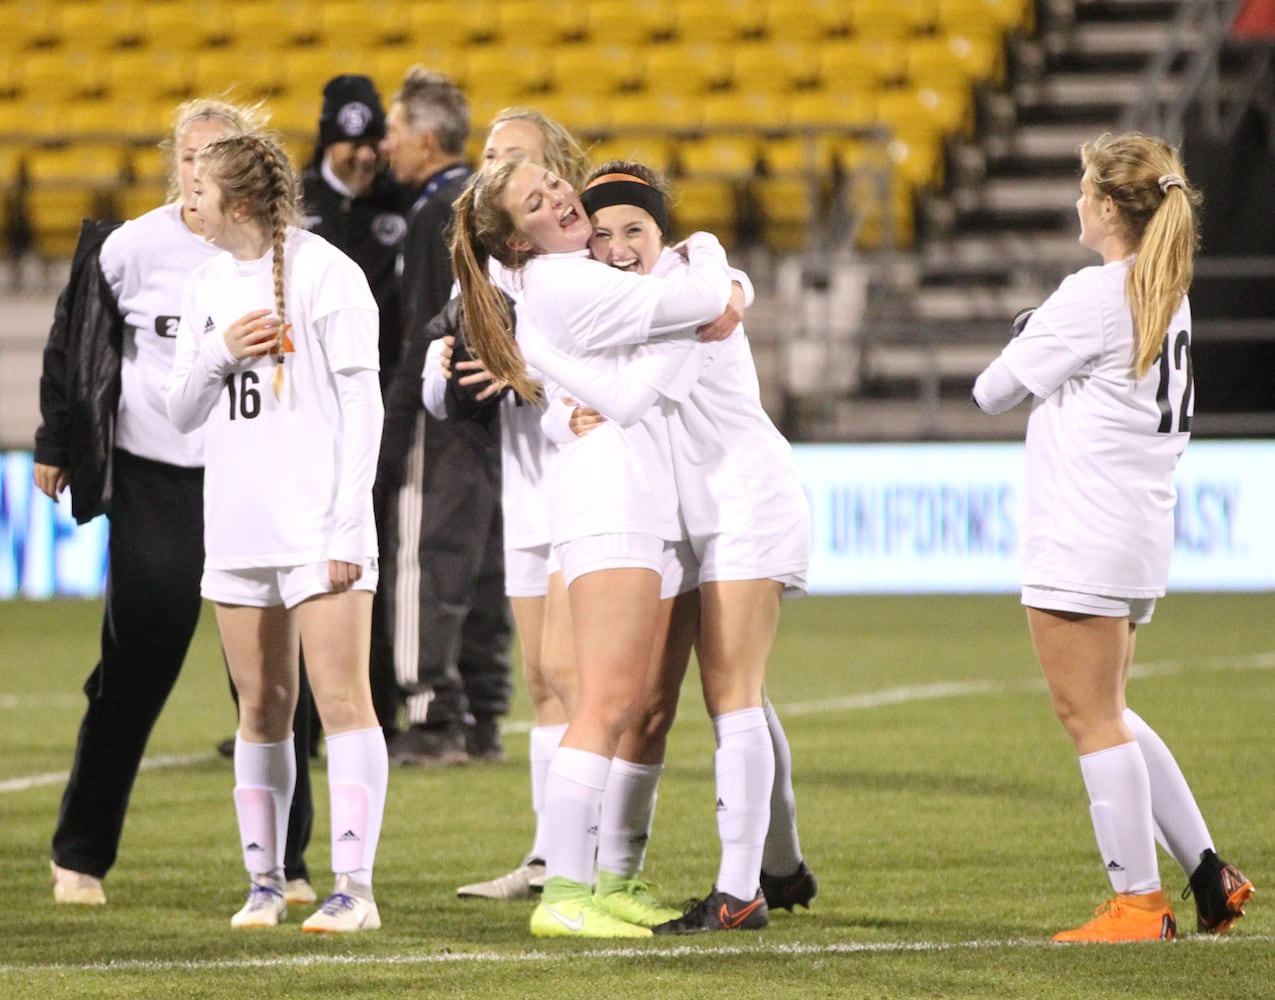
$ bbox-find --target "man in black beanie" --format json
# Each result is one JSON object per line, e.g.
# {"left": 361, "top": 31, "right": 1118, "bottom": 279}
{"left": 300, "top": 75, "right": 415, "bottom": 735}
{"left": 301, "top": 74, "right": 414, "bottom": 385}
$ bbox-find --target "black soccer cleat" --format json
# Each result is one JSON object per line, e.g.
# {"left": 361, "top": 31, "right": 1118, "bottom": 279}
{"left": 1185, "top": 848, "right": 1254, "bottom": 934}
{"left": 652, "top": 887, "right": 769, "bottom": 935}
{"left": 760, "top": 860, "right": 818, "bottom": 912}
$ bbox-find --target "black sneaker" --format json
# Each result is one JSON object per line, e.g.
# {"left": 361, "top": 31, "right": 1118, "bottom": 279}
{"left": 652, "top": 887, "right": 768, "bottom": 934}
{"left": 1185, "top": 848, "right": 1254, "bottom": 933}
{"left": 387, "top": 722, "right": 469, "bottom": 767}
{"left": 464, "top": 716, "right": 506, "bottom": 763}
{"left": 760, "top": 860, "right": 818, "bottom": 912}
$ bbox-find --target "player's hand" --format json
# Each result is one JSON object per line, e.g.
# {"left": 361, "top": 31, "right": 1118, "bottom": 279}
{"left": 568, "top": 403, "right": 606, "bottom": 437}
{"left": 223, "top": 310, "right": 282, "bottom": 360}
{"left": 1010, "top": 307, "right": 1036, "bottom": 339}
{"left": 697, "top": 282, "right": 745, "bottom": 342}
{"left": 329, "top": 559, "right": 363, "bottom": 591}
{"left": 456, "top": 359, "right": 505, "bottom": 400}
{"left": 438, "top": 335, "right": 455, "bottom": 379}
{"left": 33, "top": 463, "right": 70, "bottom": 500}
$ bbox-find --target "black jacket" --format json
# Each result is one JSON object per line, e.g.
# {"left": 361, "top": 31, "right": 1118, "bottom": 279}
{"left": 33, "top": 219, "right": 125, "bottom": 524}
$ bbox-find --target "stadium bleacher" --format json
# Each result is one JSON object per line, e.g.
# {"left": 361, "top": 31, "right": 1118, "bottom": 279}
{"left": 0, "top": 0, "right": 1030, "bottom": 260}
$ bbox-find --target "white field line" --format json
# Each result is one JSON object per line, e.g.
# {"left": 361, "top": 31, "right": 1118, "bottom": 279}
{"left": 4, "top": 649, "right": 1273, "bottom": 796}
{"left": 1, "top": 933, "right": 1270, "bottom": 977}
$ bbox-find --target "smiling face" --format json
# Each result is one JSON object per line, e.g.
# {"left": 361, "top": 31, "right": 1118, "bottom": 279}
{"left": 482, "top": 118, "right": 546, "bottom": 175}
{"left": 327, "top": 138, "right": 381, "bottom": 196}
{"left": 501, "top": 160, "right": 590, "bottom": 255}
{"left": 588, "top": 203, "right": 664, "bottom": 274}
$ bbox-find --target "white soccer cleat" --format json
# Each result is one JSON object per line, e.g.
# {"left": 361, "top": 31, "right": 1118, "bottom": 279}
{"left": 51, "top": 861, "right": 106, "bottom": 905}
{"left": 302, "top": 875, "right": 381, "bottom": 933}
{"left": 284, "top": 878, "right": 317, "bottom": 906}
{"left": 230, "top": 879, "right": 288, "bottom": 928}
{"left": 457, "top": 855, "right": 546, "bottom": 899}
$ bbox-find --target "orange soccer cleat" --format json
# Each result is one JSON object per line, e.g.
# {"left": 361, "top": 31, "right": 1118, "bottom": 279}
{"left": 1052, "top": 890, "right": 1177, "bottom": 943}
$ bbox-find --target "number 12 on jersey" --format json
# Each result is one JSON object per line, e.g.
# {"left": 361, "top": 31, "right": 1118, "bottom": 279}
{"left": 1155, "top": 329, "right": 1193, "bottom": 434}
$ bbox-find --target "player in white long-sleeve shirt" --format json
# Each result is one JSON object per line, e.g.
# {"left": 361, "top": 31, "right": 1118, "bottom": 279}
{"left": 973, "top": 131, "right": 1251, "bottom": 942}
{"left": 531, "top": 164, "right": 814, "bottom": 933}
{"left": 451, "top": 157, "right": 732, "bottom": 938}
{"left": 167, "top": 132, "right": 388, "bottom": 934}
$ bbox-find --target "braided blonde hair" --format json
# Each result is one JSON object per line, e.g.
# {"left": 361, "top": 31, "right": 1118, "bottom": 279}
{"left": 1080, "top": 132, "right": 1203, "bottom": 378}
{"left": 197, "top": 132, "right": 301, "bottom": 399}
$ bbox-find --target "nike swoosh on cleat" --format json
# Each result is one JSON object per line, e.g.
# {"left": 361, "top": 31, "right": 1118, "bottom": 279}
{"left": 543, "top": 904, "right": 586, "bottom": 932}
{"left": 718, "top": 898, "right": 763, "bottom": 929}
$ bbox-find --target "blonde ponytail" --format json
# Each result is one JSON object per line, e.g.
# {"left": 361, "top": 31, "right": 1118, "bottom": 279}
{"left": 1081, "top": 132, "right": 1202, "bottom": 378}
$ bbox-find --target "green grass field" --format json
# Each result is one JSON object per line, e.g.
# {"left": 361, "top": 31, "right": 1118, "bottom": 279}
{"left": 1, "top": 593, "right": 1271, "bottom": 999}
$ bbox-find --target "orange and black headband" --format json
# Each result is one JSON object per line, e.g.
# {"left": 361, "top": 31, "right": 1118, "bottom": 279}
{"left": 580, "top": 172, "right": 669, "bottom": 235}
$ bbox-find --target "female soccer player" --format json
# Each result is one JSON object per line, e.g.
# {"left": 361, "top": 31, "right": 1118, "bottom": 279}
{"left": 973, "top": 131, "right": 1252, "bottom": 942}
{"left": 542, "top": 163, "right": 815, "bottom": 933}
{"left": 451, "top": 157, "right": 733, "bottom": 938}
{"left": 36, "top": 97, "right": 318, "bottom": 908}
{"left": 167, "top": 132, "right": 387, "bottom": 933}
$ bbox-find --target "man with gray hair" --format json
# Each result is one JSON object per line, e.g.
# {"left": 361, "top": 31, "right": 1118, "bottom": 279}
{"left": 375, "top": 66, "right": 512, "bottom": 766}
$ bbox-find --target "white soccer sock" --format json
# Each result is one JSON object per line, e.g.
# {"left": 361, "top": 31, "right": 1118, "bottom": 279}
{"left": 325, "top": 727, "right": 389, "bottom": 887}
{"left": 529, "top": 723, "right": 567, "bottom": 862}
{"left": 597, "top": 758, "right": 663, "bottom": 878}
{"left": 544, "top": 745, "right": 611, "bottom": 885}
{"left": 712, "top": 708, "right": 775, "bottom": 900}
{"left": 1078, "top": 741, "right": 1160, "bottom": 896}
{"left": 233, "top": 735, "right": 295, "bottom": 881}
{"left": 761, "top": 699, "right": 803, "bottom": 875}
{"left": 1124, "top": 708, "right": 1214, "bottom": 875}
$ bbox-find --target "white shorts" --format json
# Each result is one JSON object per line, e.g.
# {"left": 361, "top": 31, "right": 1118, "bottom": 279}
{"left": 505, "top": 543, "right": 551, "bottom": 598}
{"left": 556, "top": 533, "right": 684, "bottom": 600}
{"left": 1021, "top": 585, "right": 1156, "bottom": 625}
{"left": 202, "top": 561, "right": 379, "bottom": 610}
{"left": 687, "top": 530, "right": 809, "bottom": 599}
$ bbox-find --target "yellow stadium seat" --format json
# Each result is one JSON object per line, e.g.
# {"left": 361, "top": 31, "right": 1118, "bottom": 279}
{"left": 669, "top": 0, "right": 766, "bottom": 43}
{"left": 368, "top": 50, "right": 468, "bottom": 104}
{"left": 699, "top": 90, "right": 787, "bottom": 132}
{"left": 549, "top": 43, "right": 642, "bottom": 96}
{"left": 935, "top": 0, "right": 1032, "bottom": 34}
{"left": 609, "top": 90, "right": 703, "bottom": 131}
{"left": 56, "top": 1, "right": 145, "bottom": 50}
{"left": 586, "top": 134, "right": 676, "bottom": 175}
{"left": 888, "top": 131, "right": 944, "bottom": 187}
{"left": 850, "top": 0, "right": 937, "bottom": 37}
{"left": 637, "top": 41, "right": 731, "bottom": 95}
{"left": 582, "top": 0, "right": 677, "bottom": 44}
{"left": 465, "top": 44, "right": 551, "bottom": 99}
{"left": 726, "top": 40, "right": 817, "bottom": 93}
{"left": 0, "top": 98, "right": 69, "bottom": 141}
{"left": 760, "top": 133, "right": 843, "bottom": 175}
{"left": 0, "top": 2, "right": 63, "bottom": 51}
{"left": 137, "top": 1, "right": 233, "bottom": 50}
{"left": 226, "top": 1, "right": 320, "bottom": 49}
{"left": 875, "top": 83, "right": 972, "bottom": 138}
{"left": 675, "top": 135, "right": 761, "bottom": 179}
{"left": 104, "top": 47, "right": 191, "bottom": 102}
{"left": 759, "top": 0, "right": 852, "bottom": 42}
{"left": 191, "top": 47, "right": 284, "bottom": 100}
{"left": 531, "top": 91, "right": 616, "bottom": 132}
{"left": 27, "top": 185, "right": 110, "bottom": 256}
{"left": 281, "top": 48, "right": 364, "bottom": 105}
{"left": 496, "top": 0, "right": 588, "bottom": 44}
{"left": 905, "top": 32, "right": 1004, "bottom": 88}
{"left": 815, "top": 37, "right": 906, "bottom": 91}
{"left": 25, "top": 143, "right": 128, "bottom": 187}
{"left": 403, "top": 0, "right": 499, "bottom": 48}
{"left": 755, "top": 174, "right": 816, "bottom": 250}
{"left": 667, "top": 176, "right": 741, "bottom": 245}
{"left": 124, "top": 143, "right": 168, "bottom": 186}
{"left": 116, "top": 180, "right": 170, "bottom": 222}
{"left": 786, "top": 89, "right": 878, "bottom": 130}
{"left": 17, "top": 48, "right": 108, "bottom": 100}
{"left": 312, "top": 0, "right": 402, "bottom": 48}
